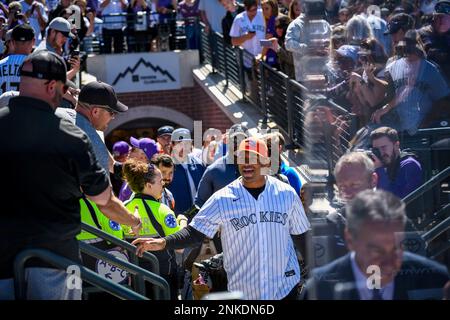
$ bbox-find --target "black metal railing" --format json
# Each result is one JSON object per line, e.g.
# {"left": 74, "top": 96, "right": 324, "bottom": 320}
{"left": 81, "top": 13, "right": 198, "bottom": 54}
{"left": 404, "top": 166, "right": 450, "bottom": 230}
{"left": 14, "top": 249, "right": 148, "bottom": 300}
{"left": 79, "top": 242, "right": 170, "bottom": 300}
{"left": 80, "top": 222, "right": 162, "bottom": 298}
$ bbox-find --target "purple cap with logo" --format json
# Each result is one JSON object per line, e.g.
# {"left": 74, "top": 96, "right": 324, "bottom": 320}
{"left": 130, "top": 137, "right": 159, "bottom": 160}
{"left": 112, "top": 141, "right": 130, "bottom": 157}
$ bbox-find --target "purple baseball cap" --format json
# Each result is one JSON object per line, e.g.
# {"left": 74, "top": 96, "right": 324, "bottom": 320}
{"left": 130, "top": 137, "right": 158, "bottom": 160}
{"left": 112, "top": 141, "right": 130, "bottom": 157}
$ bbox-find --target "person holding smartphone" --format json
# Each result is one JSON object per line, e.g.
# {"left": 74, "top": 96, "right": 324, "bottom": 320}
{"left": 230, "top": 0, "right": 265, "bottom": 98}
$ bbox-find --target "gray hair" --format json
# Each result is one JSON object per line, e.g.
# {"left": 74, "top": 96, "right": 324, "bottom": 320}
{"left": 334, "top": 152, "right": 375, "bottom": 181}
{"left": 346, "top": 189, "right": 407, "bottom": 237}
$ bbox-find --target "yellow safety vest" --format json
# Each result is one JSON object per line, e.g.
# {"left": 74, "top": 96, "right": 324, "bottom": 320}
{"left": 123, "top": 193, "right": 180, "bottom": 239}
{"left": 77, "top": 197, "right": 124, "bottom": 241}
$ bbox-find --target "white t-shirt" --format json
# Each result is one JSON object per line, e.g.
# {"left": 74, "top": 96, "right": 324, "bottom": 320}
{"left": 229, "top": 9, "right": 265, "bottom": 61}
{"left": 198, "top": 0, "right": 226, "bottom": 33}
{"left": 19, "top": 1, "right": 48, "bottom": 45}
{"left": 100, "top": 0, "right": 128, "bottom": 30}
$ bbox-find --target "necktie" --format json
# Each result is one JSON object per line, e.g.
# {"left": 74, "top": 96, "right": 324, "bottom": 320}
{"left": 371, "top": 288, "right": 383, "bottom": 300}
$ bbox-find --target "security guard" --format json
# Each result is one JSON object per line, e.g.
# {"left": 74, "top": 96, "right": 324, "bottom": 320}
{"left": 77, "top": 197, "right": 131, "bottom": 295}
{"left": 77, "top": 197, "right": 124, "bottom": 243}
{"left": 122, "top": 159, "right": 181, "bottom": 300}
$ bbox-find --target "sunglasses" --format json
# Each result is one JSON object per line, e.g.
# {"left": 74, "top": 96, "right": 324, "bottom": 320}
{"left": 96, "top": 106, "right": 118, "bottom": 116}
{"left": 435, "top": 2, "right": 450, "bottom": 14}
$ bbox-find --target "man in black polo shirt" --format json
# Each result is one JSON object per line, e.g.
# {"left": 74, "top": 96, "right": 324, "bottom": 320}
{"left": 0, "top": 51, "right": 142, "bottom": 300}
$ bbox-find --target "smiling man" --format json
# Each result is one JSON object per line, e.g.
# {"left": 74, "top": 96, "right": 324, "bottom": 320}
{"left": 132, "top": 137, "right": 311, "bottom": 300}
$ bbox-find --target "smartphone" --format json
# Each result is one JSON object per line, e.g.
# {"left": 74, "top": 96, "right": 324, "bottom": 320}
{"left": 71, "top": 50, "right": 79, "bottom": 58}
{"left": 260, "top": 39, "right": 272, "bottom": 47}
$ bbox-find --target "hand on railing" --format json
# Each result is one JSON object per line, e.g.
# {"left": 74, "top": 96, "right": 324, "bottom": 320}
{"left": 132, "top": 238, "right": 166, "bottom": 257}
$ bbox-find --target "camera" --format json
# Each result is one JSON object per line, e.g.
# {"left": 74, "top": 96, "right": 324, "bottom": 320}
{"left": 366, "top": 147, "right": 382, "bottom": 161}
{"left": 183, "top": 204, "right": 200, "bottom": 220}
{"left": 14, "top": 10, "right": 24, "bottom": 20}
{"left": 359, "top": 54, "right": 369, "bottom": 64}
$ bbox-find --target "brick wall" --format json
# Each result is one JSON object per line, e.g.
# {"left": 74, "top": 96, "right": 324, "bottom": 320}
{"left": 117, "top": 82, "right": 233, "bottom": 132}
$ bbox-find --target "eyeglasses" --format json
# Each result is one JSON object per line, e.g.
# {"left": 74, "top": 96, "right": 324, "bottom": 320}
{"left": 435, "top": 2, "right": 450, "bottom": 14}
{"left": 247, "top": 6, "right": 258, "bottom": 12}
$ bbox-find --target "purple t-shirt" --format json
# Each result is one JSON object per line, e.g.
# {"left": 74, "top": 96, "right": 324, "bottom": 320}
{"left": 179, "top": 0, "right": 200, "bottom": 19}
{"left": 87, "top": 0, "right": 99, "bottom": 12}
{"left": 157, "top": 0, "right": 171, "bottom": 6}
{"left": 376, "top": 156, "right": 423, "bottom": 199}
{"left": 265, "top": 16, "right": 278, "bottom": 66}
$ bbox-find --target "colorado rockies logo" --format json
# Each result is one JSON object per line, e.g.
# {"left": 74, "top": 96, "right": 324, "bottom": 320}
{"left": 109, "top": 220, "right": 121, "bottom": 231}
{"left": 164, "top": 215, "right": 177, "bottom": 228}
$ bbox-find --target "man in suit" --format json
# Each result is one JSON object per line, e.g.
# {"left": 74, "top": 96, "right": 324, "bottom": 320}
{"left": 305, "top": 189, "right": 449, "bottom": 300}
{"left": 167, "top": 128, "right": 205, "bottom": 215}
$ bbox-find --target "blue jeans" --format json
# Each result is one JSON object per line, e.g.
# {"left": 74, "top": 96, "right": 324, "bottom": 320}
{"left": 185, "top": 23, "right": 200, "bottom": 50}
{"left": 0, "top": 268, "right": 82, "bottom": 300}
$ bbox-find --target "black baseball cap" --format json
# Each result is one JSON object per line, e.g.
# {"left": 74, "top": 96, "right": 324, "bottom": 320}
{"left": 384, "top": 13, "right": 414, "bottom": 35}
{"left": 19, "top": 50, "right": 67, "bottom": 84}
{"left": 435, "top": 0, "right": 450, "bottom": 14}
{"left": 78, "top": 81, "right": 128, "bottom": 113}
{"left": 157, "top": 125, "right": 174, "bottom": 136}
{"left": 12, "top": 24, "right": 35, "bottom": 41}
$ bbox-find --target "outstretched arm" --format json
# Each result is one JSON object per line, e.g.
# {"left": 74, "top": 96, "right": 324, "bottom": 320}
{"left": 132, "top": 225, "right": 206, "bottom": 256}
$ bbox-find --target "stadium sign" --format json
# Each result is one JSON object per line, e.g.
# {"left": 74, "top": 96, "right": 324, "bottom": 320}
{"left": 105, "top": 52, "right": 181, "bottom": 93}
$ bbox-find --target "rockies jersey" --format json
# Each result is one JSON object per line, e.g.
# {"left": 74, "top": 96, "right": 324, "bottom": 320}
{"left": 190, "top": 175, "right": 311, "bottom": 300}
{"left": 0, "top": 54, "right": 27, "bottom": 94}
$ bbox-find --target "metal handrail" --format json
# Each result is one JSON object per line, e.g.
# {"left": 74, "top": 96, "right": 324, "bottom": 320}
{"left": 81, "top": 223, "right": 160, "bottom": 298}
{"left": 79, "top": 242, "right": 170, "bottom": 300}
{"left": 403, "top": 166, "right": 450, "bottom": 205}
{"left": 81, "top": 223, "right": 159, "bottom": 274}
{"left": 422, "top": 215, "right": 450, "bottom": 244}
{"left": 416, "top": 202, "right": 450, "bottom": 230}
{"left": 13, "top": 249, "right": 148, "bottom": 300}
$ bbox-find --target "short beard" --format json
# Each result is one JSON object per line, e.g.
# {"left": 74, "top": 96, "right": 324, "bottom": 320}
{"left": 51, "top": 89, "right": 63, "bottom": 108}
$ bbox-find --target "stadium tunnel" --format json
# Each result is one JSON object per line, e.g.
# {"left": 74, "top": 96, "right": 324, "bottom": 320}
{"left": 104, "top": 105, "right": 195, "bottom": 149}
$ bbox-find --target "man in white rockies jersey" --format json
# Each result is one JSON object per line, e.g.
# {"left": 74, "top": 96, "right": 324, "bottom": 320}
{"left": 0, "top": 24, "right": 35, "bottom": 94}
{"left": 133, "top": 137, "right": 311, "bottom": 300}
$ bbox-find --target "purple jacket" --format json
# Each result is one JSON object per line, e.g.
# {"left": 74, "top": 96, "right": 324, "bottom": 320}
{"left": 376, "top": 156, "right": 423, "bottom": 199}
